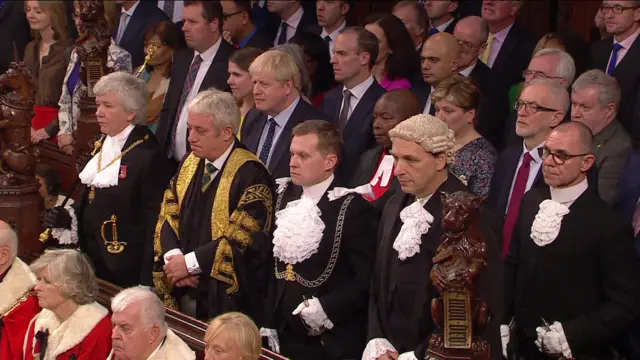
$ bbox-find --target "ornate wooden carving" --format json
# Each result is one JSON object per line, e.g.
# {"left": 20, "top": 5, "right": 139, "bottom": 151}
{"left": 426, "top": 191, "right": 490, "bottom": 360}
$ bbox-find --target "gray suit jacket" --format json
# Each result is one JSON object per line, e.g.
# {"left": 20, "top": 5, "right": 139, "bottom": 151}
{"left": 594, "top": 120, "right": 633, "bottom": 204}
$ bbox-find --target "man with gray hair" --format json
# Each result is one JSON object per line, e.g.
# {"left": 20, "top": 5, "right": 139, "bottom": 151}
{"left": 43, "top": 72, "right": 172, "bottom": 288}
{"left": 365, "top": 114, "right": 502, "bottom": 360}
{"left": 108, "top": 286, "right": 195, "bottom": 360}
{"left": 571, "top": 69, "right": 632, "bottom": 204}
{"left": 154, "top": 88, "right": 275, "bottom": 323}
{"left": 0, "top": 221, "right": 41, "bottom": 360}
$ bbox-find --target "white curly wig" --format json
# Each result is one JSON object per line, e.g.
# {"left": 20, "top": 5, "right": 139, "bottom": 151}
{"left": 389, "top": 114, "right": 456, "bottom": 163}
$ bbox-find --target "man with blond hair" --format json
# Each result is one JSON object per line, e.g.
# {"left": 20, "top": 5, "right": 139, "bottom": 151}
{"left": 241, "top": 50, "right": 326, "bottom": 179}
{"left": 154, "top": 88, "right": 275, "bottom": 323}
{"left": 0, "top": 221, "right": 40, "bottom": 360}
{"left": 364, "top": 115, "right": 502, "bottom": 360}
{"left": 108, "top": 286, "right": 195, "bottom": 360}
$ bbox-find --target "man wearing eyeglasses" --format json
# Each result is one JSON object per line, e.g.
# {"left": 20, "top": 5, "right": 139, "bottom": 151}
{"left": 590, "top": 0, "right": 640, "bottom": 145}
{"left": 220, "top": 0, "right": 272, "bottom": 50}
{"left": 487, "top": 81, "right": 568, "bottom": 258}
{"left": 502, "top": 121, "right": 640, "bottom": 360}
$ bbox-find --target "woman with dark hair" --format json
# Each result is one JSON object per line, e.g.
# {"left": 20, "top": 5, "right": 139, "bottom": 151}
{"left": 36, "top": 164, "right": 78, "bottom": 248}
{"left": 292, "top": 31, "right": 336, "bottom": 107}
{"left": 363, "top": 13, "right": 421, "bottom": 91}
{"left": 135, "top": 20, "right": 185, "bottom": 133}
{"left": 228, "top": 47, "right": 264, "bottom": 139}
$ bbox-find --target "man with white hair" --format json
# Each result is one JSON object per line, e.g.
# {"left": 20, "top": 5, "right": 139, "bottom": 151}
{"left": 364, "top": 114, "right": 502, "bottom": 360}
{"left": 108, "top": 286, "right": 195, "bottom": 360}
{"left": 0, "top": 221, "right": 41, "bottom": 360}
{"left": 154, "top": 88, "right": 275, "bottom": 323}
{"left": 42, "top": 72, "right": 172, "bottom": 288}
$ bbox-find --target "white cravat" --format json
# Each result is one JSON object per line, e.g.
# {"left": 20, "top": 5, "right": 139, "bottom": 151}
{"left": 79, "top": 125, "right": 134, "bottom": 188}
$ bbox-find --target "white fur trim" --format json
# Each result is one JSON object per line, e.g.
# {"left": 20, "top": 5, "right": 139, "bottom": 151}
{"left": 362, "top": 338, "right": 397, "bottom": 360}
{"left": 393, "top": 201, "right": 434, "bottom": 260}
{"left": 51, "top": 196, "right": 78, "bottom": 245}
{"left": 0, "top": 257, "right": 37, "bottom": 314}
{"left": 530, "top": 200, "right": 570, "bottom": 247}
{"left": 106, "top": 329, "right": 195, "bottom": 360}
{"left": 31, "top": 302, "right": 109, "bottom": 359}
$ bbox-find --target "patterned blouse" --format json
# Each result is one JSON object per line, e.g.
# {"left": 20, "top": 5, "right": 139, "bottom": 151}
{"left": 450, "top": 137, "right": 497, "bottom": 197}
{"left": 57, "top": 39, "right": 132, "bottom": 136}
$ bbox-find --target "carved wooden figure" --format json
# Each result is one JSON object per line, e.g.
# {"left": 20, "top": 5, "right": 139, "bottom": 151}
{"left": 427, "top": 191, "right": 491, "bottom": 360}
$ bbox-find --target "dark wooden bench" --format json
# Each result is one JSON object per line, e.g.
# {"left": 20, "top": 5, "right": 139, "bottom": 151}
{"left": 97, "top": 279, "right": 288, "bottom": 360}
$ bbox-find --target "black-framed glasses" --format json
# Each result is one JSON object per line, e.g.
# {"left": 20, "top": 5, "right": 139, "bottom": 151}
{"left": 599, "top": 4, "right": 640, "bottom": 14}
{"left": 457, "top": 39, "right": 481, "bottom": 52}
{"left": 542, "top": 147, "right": 590, "bottom": 165}
{"left": 223, "top": 11, "right": 244, "bottom": 21}
{"left": 522, "top": 70, "right": 563, "bottom": 81}
{"left": 514, "top": 100, "right": 558, "bottom": 114}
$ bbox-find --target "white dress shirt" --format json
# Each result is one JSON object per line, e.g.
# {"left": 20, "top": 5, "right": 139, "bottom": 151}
{"left": 607, "top": 27, "right": 640, "bottom": 70}
{"left": 321, "top": 20, "right": 346, "bottom": 55}
{"left": 302, "top": 174, "right": 335, "bottom": 203}
{"left": 550, "top": 178, "right": 588, "bottom": 208}
{"left": 157, "top": 0, "right": 184, "bottom": 23}
{"left": 422, "top": 86, "right": 436, "bottom": 115}
{"left": 505, "top": 142, "right": 544, "bottom": 214}
{"left": 273, "top": 6, "right": 304, "bottom": 46}
{"left": 257, "top": 96, "right": 301, "bottom": 166}
{"left": 339, "top": 75, "right": 375, "bottom": 122}
{"left": 484, "top": 22, "right": 514, "bottom": 68}
{"left": 163, "top": 140, "right": 236, "bottom": 274}
{"left": 459, "top": 62, "right": 477, "bottom": 77}
{"left": 173, "top": 37, "right": 222, "bottom": 161}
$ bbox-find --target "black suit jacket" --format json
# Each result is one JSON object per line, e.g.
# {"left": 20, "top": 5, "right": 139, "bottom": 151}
{"left": 504, "top": 187, "right": 640, "bottom": 358}
{"left": 265, "top": 179, "right": 377, "bottom": 360}
{"left": 269, "top": 7, "right": 318, "bottom": 45}
{"left": 243, "top": 31, "right": 273, "bottom": 51}
{"left": 468, "top": 61, "right": 510, "bottom": 149}
{"left": 411, "top": 85, "right": 436, "bottom": 115}
{"left": 156, "top": 42, "right": 235, "bottom": 157}
{"left": 241, "top": 99, "right": 327, "bottom": 179}
{"left": 491, "top": 22, "right": 536, "bottom": 89}
{"left": 322, "top": 81, "right": 386, "bottom": 181}
{"left": 115, "top": 2, "right": 168, "bottom": 68}
{"left": 350, "top": 146, "right": 401, "bottom": 214}
{"left": 78, "top": 126, "right": 172, "bottom": 287}
{"left": 1, "top": 1, "right": 30, "bottom": 75}
{"left": 591, "top": 36, "right": 640, "bottom": 144}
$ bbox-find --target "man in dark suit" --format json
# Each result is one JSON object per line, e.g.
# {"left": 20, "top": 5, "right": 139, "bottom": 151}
{"left": 114, "top": 0, "right": 169, "bottom": 68}
{"left": 0, "top": 0, "right": 30, "bottom": 75}
{"left": 267, "top": 0, "right": 316, "bottom": 46}
{"left": 260, "top": 120, "right": 377, "bottom": 360}
{"left": 322, "top": 27, "right": 385, "bottom": 182}
{"left": 156, "top": 1, "right": 234, "bottom": 165}
{"left": 220, "top": 0, "right": 272, "bottom": 50}
{"left": 425, "top": 0, "right": 458, "bottom": 35}
{"left": 502, "top": 121, "right": 640, "bottom": 360}
{"left": 571, "top": 69, "right": 632, "bottom": 204}
{"left": 487, "top": 82, "right": 568, "bottom": 257}
{"left": 241, "top": 50, "right": 326, "bottom": 179}
{"left": 454, "top": 15, "right": 509, "bottom": 149}
{"left": 590, "top": 1, "right": 640, "bottom": 144}
{"left": 308, "top": 0, "right": 350, "bottom": 56}
{"left": 392, "top": 0, "right": 429, "bottom": 54}
{"left": 480, "top": 0, "right": 535, "bottom": 89}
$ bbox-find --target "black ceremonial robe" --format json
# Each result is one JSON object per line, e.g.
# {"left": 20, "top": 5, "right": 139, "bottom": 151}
{"left": 153, "top": 141, "right": 275, "bottom": 323}
{"left": 368, "top": 174, "right": 504, "bottom": 359}
{"left": 265, "top": 179, "right": 378, "bottom": 360}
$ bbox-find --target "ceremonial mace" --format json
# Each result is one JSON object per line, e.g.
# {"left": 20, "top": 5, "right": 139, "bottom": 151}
{"left": 135, "top": 44, "right": 159, "bottom": 78}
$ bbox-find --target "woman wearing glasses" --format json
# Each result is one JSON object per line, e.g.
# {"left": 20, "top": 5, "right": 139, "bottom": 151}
{"left": 433, "top": 74, "right": 496, "bottom": 197}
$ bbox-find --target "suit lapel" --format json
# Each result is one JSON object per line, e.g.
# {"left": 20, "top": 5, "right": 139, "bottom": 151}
{"left": 613, "top": 36, "right": 640, "bottom": 77}
{"left": 202, "top": 42, "right": 231, "bottom": 87}
{"left": 343, "top": 82, "right": 379, "bottom": 140}
{"left": 244, "top": 110, "right": 267, "bottom": 153}
{"left": 498, "top": 147, "right": 522, "bottom": 214}
{"left": 494, "top": 25, "right": 519, "bottom": 69}
{"left": 268, "top": 102, "right": 304, "bottom": 173}
{"left": 120, "top": 5, "right": 147, "bottom": 46}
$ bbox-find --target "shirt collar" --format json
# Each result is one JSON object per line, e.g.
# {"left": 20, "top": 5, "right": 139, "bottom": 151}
{"left": 195, "top": 36, "right": 222, "bottom": 63}
{"left": 283, "top": 6, "right": 304, "bottom": 29}
{"left": 238, "top": 28, "right": 258, "bottom": 48}
{"left": 145, "top": 336, "right": 165, "bottom": 360}
{"left": 492, "top": 21, "right": 514, "bottom": 44}
{"left": 207, "top": 139, "right": 235, "bottom": 170}
{"left": 522, "top": 141, "right": 544, "bottom": 163}
{"left": 434, "top": 17, "right": 455, "bottom": 33}
{"left": 614, "top": 26, "right": 640, "bottom": 49}
{"left": 108, "top": 124, "right": 135, "bottom": 149}
{"left": 343, "top": 75, "right": 374, "bottom": 100}
{"left": 458, "top": 62, "right": 477, "bottom": 77}
{"left": 302, "top": 174, "right": 334, "bottom": 203}
{"left": 416, "top": 193, "right": 434, "bottom": 206}
{"left": 550, "top": 178, "right": 588, "bottom": 206}
{"left": 121, "top": 0, "right": 140, "bottom": 16}
{"left": 321, "top": 20, "right": 346, "bottom": 40}
{"left": 271, "top": 95, "right": 301, "bottom": 128}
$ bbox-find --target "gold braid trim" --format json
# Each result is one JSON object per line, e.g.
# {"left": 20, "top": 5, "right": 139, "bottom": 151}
{"left": 0, "top": 293, "right": 30, "bottom": 318}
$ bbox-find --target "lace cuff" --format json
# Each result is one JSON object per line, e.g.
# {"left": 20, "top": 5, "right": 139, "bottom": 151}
{"left": 362, "top": 338, "right": 397, "bottom": 360}
{"left": 51, "top": 206, "right": 78, "bottom": 245}
{"left": 398, "top": 351, "right": 418, "bottom": 360}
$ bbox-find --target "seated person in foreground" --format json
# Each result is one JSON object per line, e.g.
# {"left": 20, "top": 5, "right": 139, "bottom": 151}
{"left": 23, "top": 249, "right": 112, "bottom": 360}
{"left": 108, "top": 286, "right": 195, "bottom": 360}
{"left": 204, "top": 312, "right": 262, "bottom": 360}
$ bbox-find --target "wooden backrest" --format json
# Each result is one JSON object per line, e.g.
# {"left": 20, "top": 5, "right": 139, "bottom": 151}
{"left": 96, "top": 280, "right": 288, "bottom": 360}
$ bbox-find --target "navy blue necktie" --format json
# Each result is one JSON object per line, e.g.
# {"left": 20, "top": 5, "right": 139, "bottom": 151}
{"left": 607, "top": 43, "right": 623, "bottom": 75}
{"left": 428, "top": 28, "right": 439, "bottom": 36}
{"left": 259, "top": 118, "right": 277, "bottom": 164}
{"left": 277, "top": 21, "right": 288, "bottom": 45}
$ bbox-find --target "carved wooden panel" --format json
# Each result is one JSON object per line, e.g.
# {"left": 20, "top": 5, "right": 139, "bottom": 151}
{"left": 0, "top": 185, "right": 42, "bottom": 259}
{"left": 36, "top": 140, "right": 79, "bottom": 198}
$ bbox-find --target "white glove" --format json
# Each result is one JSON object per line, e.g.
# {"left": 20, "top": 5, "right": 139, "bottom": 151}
{"left": 259, "top": 327, "right": 280, "bottom": 354}
{"left": 398, "top": 351, "right": 418, "bottom": 360}
{"left": 500, "top": 324, "right": 510, "bottom": 358}
{"left": 292, "top": 296, "right": 334, "bottom": 332}
{"left": 535, "top": 321, "right": 573, "bottom": 359}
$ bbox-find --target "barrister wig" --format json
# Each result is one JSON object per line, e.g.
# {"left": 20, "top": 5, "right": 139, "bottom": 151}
{"left": 389, "top": 114, "right": 456, "bottom": 164}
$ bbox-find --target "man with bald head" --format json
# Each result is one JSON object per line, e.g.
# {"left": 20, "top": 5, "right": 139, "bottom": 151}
{"left": 503, "top": 121, "right": 640, "bottom": 359}
{"left": 350, "top": 89, "right": 422, "bottom": 212}
{"left": 454, "top": 15, "right": 509, "bottom": 148}
{"left": 414, "top": 32, "right": 459, "bottom": 115}
{"left": 0, "top": 222, "right": 41, "bottom": 360}
{"left": 488, "top": 81, "right": 569, "bottom": 257}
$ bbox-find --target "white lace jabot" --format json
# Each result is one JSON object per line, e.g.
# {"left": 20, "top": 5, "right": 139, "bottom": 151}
{"left": 272, "top": 196, "right": 325, "bottom": 264}
{"left": 79, "top": 125, "right": 134, "bottom": 188}
{"left": 530, "top": 199, "right": 570, "bottom": 247}
{"left": 393, "top": 198, "right": 434, "bottom": 260}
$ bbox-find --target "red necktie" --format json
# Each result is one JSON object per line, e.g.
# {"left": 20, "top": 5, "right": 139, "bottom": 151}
{"left": 503, "top": 152, "right": 533, "bottom": 257}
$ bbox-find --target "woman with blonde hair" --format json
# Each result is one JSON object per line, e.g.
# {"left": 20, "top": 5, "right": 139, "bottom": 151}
{"left": 204, "top": 312, "right": 261, "bottom": 360}
{"left": 433, "top": 74, "right": 496, "bottom": 197}
{"left": 23, "top": 249, "right": 112, "bottom": 360}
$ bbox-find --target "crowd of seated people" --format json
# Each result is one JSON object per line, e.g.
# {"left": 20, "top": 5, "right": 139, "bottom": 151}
{"left": 1, "top": 1, "right": 640, "bottom": 359}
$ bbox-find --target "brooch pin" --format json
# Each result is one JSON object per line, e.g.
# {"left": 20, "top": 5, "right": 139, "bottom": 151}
{"left": 119, "top": 165, "right": 128, "bottom": 179}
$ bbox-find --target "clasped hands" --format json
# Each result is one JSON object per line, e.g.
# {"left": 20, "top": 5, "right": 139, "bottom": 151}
{"left": 163, "top": 254, "right": 199, "bottom": 288}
